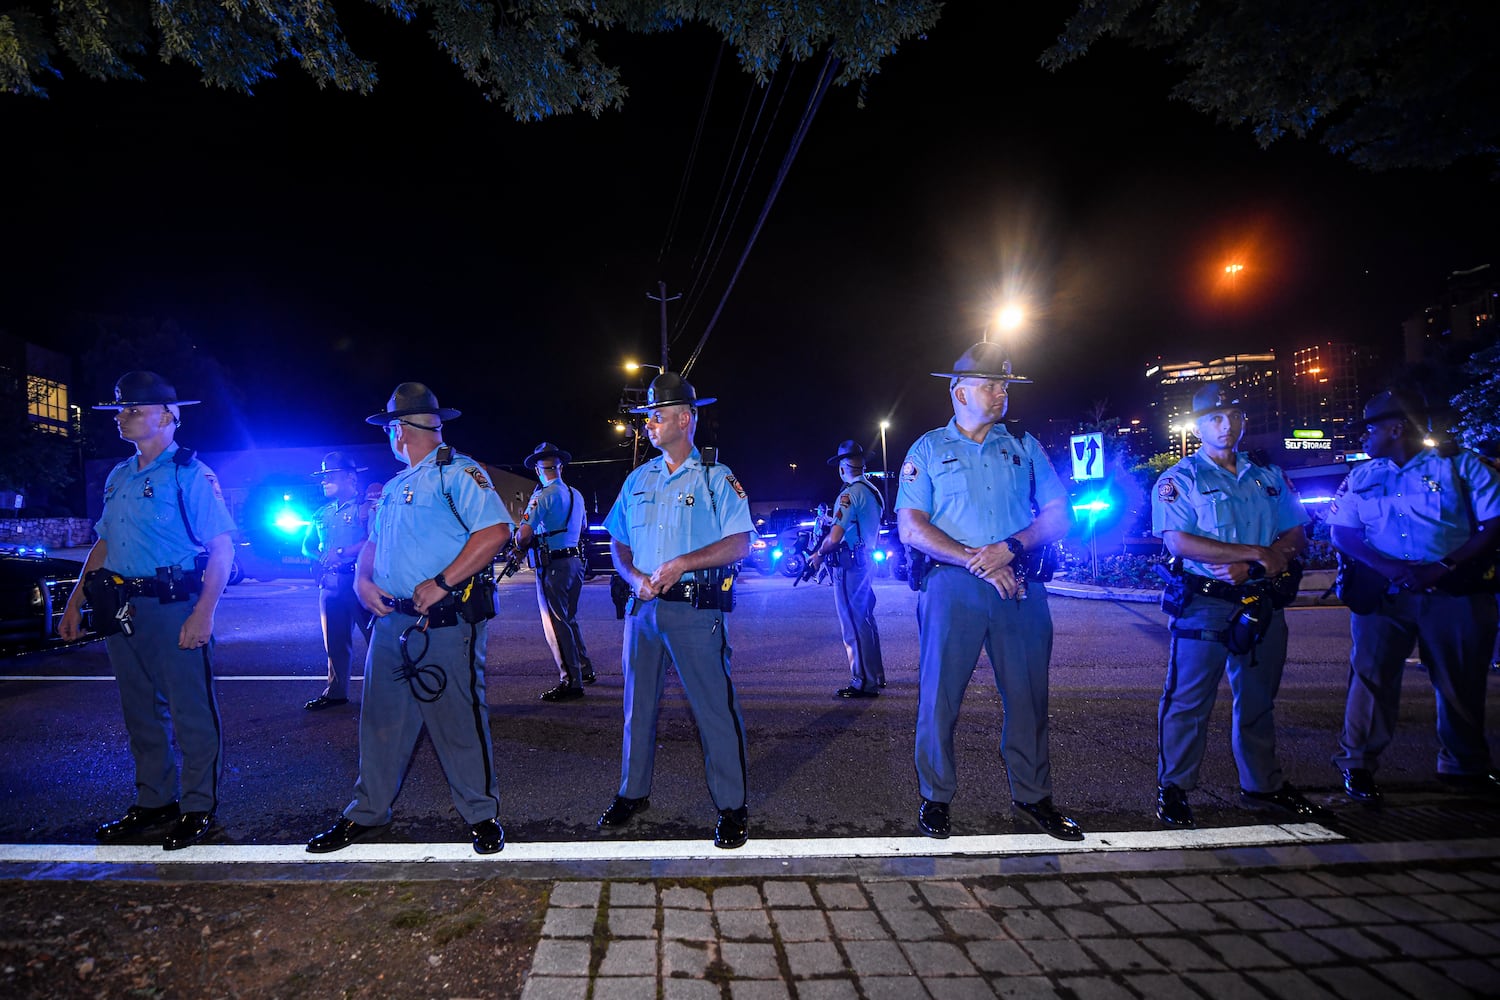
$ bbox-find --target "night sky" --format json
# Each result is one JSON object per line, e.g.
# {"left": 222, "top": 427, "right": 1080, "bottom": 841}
{"left": 5, "top": 4, "right": 1497, "bottom": 503}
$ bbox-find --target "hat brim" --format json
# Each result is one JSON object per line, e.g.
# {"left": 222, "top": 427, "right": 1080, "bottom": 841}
{"left": 1363, "top": 407, "right": 1422, "bottom": 424}
{"left": 312, "top": 466, "right": 369, "bottom": 476}
{"left": 929, "top": 371, "right": 1033, "bottom": 383}
{"left": 827, "top": 452, "right": 866, "bottom": 466}
{"left": 365, "top": 406, "right": 462, "bottom": 425}
{"left": 524, "top": 450, "right": 572, "bottom": 469}
{"left": 627, "top": 396, "right": 715, "bottom": 414}
{"left": 93, "top": 399, "right": 201, "bottom": 410}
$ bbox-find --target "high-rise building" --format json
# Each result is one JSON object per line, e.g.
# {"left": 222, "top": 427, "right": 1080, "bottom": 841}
{"left": 1403, "top": 263, "right": 1499, "bottom": 366}
{"left": 1288, "top": 342, "right": 1380, "bottom": 449}
{"left": 1145, "top": 352, "right": 1280, "bottom": 458}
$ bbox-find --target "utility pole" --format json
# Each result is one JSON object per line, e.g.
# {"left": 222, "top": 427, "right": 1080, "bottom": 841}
{"left": 646, "top": 281, "right": 680, "bottom": 371}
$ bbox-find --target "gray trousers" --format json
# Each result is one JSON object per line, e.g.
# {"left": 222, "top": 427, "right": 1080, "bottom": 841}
{"left": 318, "top": 572, "right": 368, "bottom": 700}
{"left": 535, "top": 555, "right": 590, "bottom": 685}
{"left": 1335, "top": 590, "right": 1497, "bottom": 776}
{"left": 619, "top": 598, "right": 747, "bottom": 811}
{"left": 105, "top": 596, "right": 222, "bottom": 814}
{"left": 833, "top": 556, "right": 884, "bottom": 691}
{"left": 1158, "top": 593, "right": 1288, "bottom": 793}
{"left": 345, "top": 613, "right": 499, "bottom": 827}
{"left": 915, "top": 567, "right": 1054, "bottom": 805}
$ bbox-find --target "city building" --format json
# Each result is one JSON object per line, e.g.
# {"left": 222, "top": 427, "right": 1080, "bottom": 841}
{"left": 1403, "top": 263, "right": 1499, "bottom": 366}
{"left": 1145, "top": 352, "right": 1280, "bottom": 458}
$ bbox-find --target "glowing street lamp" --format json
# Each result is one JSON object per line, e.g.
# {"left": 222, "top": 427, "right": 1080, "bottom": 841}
{"left": 625, "top": 360, "right": 663, "bottom": 374}
{"left": 878, "top": 420, "right": 891, "bottom": 506}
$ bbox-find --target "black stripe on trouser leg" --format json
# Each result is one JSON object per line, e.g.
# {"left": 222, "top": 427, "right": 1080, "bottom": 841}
{"left": 464, "top": 622, "right": 500, "bottom": 817}
{"left": 836, "top": 566, "right": 872, "bottom": 687}
{"left": 199, "top": 642, "right": 222, "bottom": 810}
{"left": 715, "top": 615, "right": 748, "bottom": 810}
{"left": 1158, "top": 630, "right": 1180, "bottom": 785}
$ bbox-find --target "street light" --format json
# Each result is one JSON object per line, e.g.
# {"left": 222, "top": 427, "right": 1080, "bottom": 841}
{"left": 625, "top": 361, "right": 663, "bottom": 374}
{"left": 878, "top": 420, "right": 891, "bottom": 506}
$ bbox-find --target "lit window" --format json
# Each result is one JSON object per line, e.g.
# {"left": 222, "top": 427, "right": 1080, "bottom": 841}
{"left": 27, "top": 377, "right": 70, "bottom": 436}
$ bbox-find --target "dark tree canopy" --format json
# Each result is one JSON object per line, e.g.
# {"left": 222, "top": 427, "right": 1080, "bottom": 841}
{"left": 0, "top": 1, "right": 942, "bottom": 118}
{"left": 1043, "top": 0, "right": 1500, "bottom": 173}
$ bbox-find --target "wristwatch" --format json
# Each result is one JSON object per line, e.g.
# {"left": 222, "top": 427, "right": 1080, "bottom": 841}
{"left": 1001, "top": 537, "right": 1026, "bottom": 558}
{"left": 433, "top": 571, "right": 456, "bottom": 593}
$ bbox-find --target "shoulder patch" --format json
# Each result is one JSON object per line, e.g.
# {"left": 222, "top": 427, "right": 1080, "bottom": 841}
{"left": 838, "top": 493, "right": 852, "bottom": 509}
{"left": 203, "top": 471, "right": 224, "bottom": 502}
{"left": 1157, "top": 478, "right": 1179, "bottom": 503}
{"left": 725, "top": 474, "right": 747, "bottom": 500}
{"left": 464, "top": 466, "right": 492, "bottom": 490}
{"left": 900, "top": 461, "right": 919, "bottom": 484}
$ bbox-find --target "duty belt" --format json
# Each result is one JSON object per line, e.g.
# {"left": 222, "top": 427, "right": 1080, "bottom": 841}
{"left": 548, "top": 546, "right": 583, "bottom": 560}
{"left": 1181, "top": 572, "right": 1251, "bottom": 602}
{"left": 388, "top": 597, "right": 459, "bottom": 627}
{"left": 117, "top": 573, "right": 203, "bottom": 598}
{"left": 658, "top": 580, "right": 710, "bottom": 603}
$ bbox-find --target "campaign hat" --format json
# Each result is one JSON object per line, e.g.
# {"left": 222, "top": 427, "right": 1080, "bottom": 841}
{"left": 1362, "top": 388, "right": 1427, "bottom": 425}
{"left": 1189, "top": 382, "right": 1243, "bottom": 418}
{"left": 311, "top": 451, "right": 367, "bottom": 476}
{"left": 628, "top": 372, "right": 716, "bottom": 413}
{"left": 930, "top": 342, "right": 1032, "bottom": 383}
{"left": 93, "top": 371, "right": 200, "bottom": 410}
{"left": 365, "top": 382, "right": 461, "bottom": 425}
{"left": 827, "top": 440, "right": 868, "bottom": 467}
{"left": 523, "top": 441, "right": 572, "bottom": 469}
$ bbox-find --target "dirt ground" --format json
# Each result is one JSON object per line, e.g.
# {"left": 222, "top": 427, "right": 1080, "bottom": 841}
{"left": 0, "top": 878, "right": 549, "bottom": 999}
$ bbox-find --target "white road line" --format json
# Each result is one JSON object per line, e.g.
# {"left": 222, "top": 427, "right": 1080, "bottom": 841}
{"left": 0, "top": 824, "right": 1339, "bottom": 865}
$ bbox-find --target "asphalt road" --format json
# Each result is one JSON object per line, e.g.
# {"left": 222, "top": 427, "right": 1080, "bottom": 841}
{"left": 2, "top": 572, "right": 1495, "bottom": 848}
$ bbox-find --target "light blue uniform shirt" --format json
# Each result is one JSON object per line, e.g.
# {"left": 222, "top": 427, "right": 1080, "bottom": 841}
{"left": 95, "top": 443, "right": 236, "bottom": 578}
{"left": 370, "top": 448, "right": 511, "bottom": 597}
{"left": 604, "top": 449, "right": 755, "bottom": 577}
{"left": 833, "top": 476, "right": 884, "bottom": 548}
{"left": 521, "top": 479, "right": 585, "bottom": 547}
{"left": 894, "top": 419, "right": 1067, "bottom": 546}
{"left": 1152, "top": 451, "right": 1307, "bottom": 577}
{"left": 1325, "top": 448, "right": 1500, "bottom": 563}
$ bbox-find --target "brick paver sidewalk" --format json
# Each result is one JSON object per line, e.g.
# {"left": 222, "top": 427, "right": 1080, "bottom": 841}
{"left": 520, "top": 862, "right": 1500, "bottom": 999}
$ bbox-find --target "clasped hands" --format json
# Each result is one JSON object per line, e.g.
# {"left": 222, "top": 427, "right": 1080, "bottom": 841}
{"left": 964, "top": 542, "right": 1022, "bottom": 599}
{"left": 1202, "top": 545, "right": 1292, "bottom": 585}
{"left": 634, "top": 558, "right": 687, "bottom": 601}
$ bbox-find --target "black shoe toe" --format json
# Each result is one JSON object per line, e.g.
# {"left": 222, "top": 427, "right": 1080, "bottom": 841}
{"left": 1156, "top": 784, "right": 1195, "bottom": 828}
{"left": 1341, "top": 768, "right": 1383, "bottom": 802}
{"left": 306, "top": 817, "right": 381, "bottom": 854}
{"left": 471, "top": 819, "right": 505, "bottom": 855}
{"left": 162, "top": 811, "right": 214, "bottom": 851}
{"left": 597, "top": 795, "right": 649, "bottom": 828}
{"left": 835, "top": 686, "right": 879, "bottom": 699}
{"left": 1241, "top": 782, "right": 1332, "bottom": 821}
{"left": 1015, "top": 797, "right": 1085, "bottom": 841}
{"left": 96, "top": 802, "right": 181, "bottom": 843}
{"left": 540, "top": 683, "right": 585, "bottom": 702}
{"left": 918, "top": 799, "right": 950, "bottom": 839}
{"left": 714, "top": 807, "right": 748, "bottom": 849}
{"left": 304, "top": 695, "right": 350, "bottom": 711}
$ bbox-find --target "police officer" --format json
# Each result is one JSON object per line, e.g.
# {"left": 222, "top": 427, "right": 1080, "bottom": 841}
{"left": 597, "top": 373, "right": 756, "bottom": 849}
{"left": 59, "top": 371, "right": 236, "bottom": 851}
{"left": 1151, "top": 382, "right": 1317, "bottom": 828}
{"left": 306, "top": 383, "right": 512, "bottom": 855}
{"left": 1327, "top": 389, "right": 1500, "bottom": 800}
{"left": 895, "top": 344, "right": 1082, "bottom": 841}
{"left": 515, "top": 441, "right": 596, "bottom": 702}
{"left": 301, "top": 452, "right": 371, "bottom": 711}
{"left": 808, "top": 440, "right": 887, "bottom": 698}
